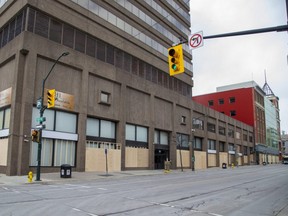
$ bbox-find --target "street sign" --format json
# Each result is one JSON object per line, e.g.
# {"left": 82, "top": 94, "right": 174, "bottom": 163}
{"left": 36, "top": 117, "right": 46, "bottom": 123}
{"left": 36, "top": 98, "right": 42, "bottom": 109}
{"left": 36, "top": 124, "right": 46, "bottom": 129}
{"left": 189, "top": 31, "right": 204, "bottom": 50}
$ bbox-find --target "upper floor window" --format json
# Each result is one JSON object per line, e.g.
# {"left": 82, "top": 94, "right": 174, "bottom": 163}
{"left": 32, "top": 108, "right": 77, "bottom": 133}
{"left": 126, "top": 124, "right": 148, "bottom": 143}
{"left": 0, "top": 107, "right": 10, "bottom": 130}
{"left": 229, "top": 97, "right": 236, "bottom": 103}
{"left": 208, "top": 139, "right": 216, "bottom": 150}
{"left": 218, "top": 98, "right": 224, "bottom": 104}
{"left": 218, "top": 126, "right": 226, "bottom": 135}
{"left": 235, "top": 131, "right": 241, "bottom": 139}
{"left": 207, "top": 122, "right": 216, "bottom": 133}
{"left": 154, "top": 130, "right": 169, "bottom": 145}
{"left": 86, "top": 118, "right": 116, "bottom": 139}
{"left": 192, "top": 118, "right": 204, "bottom": 130}
{"left": 176, "top": 133, "right": 189, "bottom": 149}
{"left": 243, "top": 134, "right": 248, "bottom": 141}
{"left": 208, "top": 100, "right": 214, "bottom": 106}
{"left": 194, "top": 137, "right": 203, "bottom": 150}
{"left": 99, "top": 91, "right": 110, "bottom": 105}
{"left": 219, "top": 142, "right": 225, "bottom": 152}
{"left": 230, "top": 110, "right": 236, "bottom": 116}
{"left": 228, "top": 143, "right": 235, "bottom": 151}
{"left": 181, "top": 116, "right": 186, "bottom": 125}
{"left": 228, "top": 128, "right": 234, "bottom": 138}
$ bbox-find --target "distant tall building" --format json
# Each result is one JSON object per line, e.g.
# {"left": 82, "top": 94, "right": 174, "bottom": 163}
{"left": 193, "top": 81, "right": 280, "bottom": 164}
{"left": 263, "top": 79, "right": 282, "bottom": 160}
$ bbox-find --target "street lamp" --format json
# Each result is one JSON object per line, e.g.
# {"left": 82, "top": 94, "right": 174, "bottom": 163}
{"left": 35, "top": 52, "right": 69, "bottom": 181}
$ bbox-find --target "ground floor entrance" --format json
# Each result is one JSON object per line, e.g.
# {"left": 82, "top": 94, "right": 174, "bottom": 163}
{"left": 154, "top": 149, "right": 169, "bottom": 169}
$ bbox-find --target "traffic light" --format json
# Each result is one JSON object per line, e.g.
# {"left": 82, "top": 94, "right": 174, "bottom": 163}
{"left": 168, "top": 44, "right": 184, "bottom": 76}
{"left": 47, "top": 89, "right": 56, "bottom": 108}
{"left": 31, "top": 129, "right": 39, "bottom": 143}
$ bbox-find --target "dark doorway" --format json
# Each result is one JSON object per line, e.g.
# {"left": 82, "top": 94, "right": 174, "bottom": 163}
{"left": 154, "top": 149, "right": 169, "bottom": 169}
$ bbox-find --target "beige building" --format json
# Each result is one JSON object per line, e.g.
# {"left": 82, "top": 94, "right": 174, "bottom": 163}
{"left": 0, "top": 0, "right": 254, "bottom": 176}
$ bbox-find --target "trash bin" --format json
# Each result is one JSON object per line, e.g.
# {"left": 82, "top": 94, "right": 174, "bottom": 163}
{"left": 222, "top": 163, "right": 227, "bottom": 169}
{"left": 60, "top": 164, "right": 72, "bottom": 178}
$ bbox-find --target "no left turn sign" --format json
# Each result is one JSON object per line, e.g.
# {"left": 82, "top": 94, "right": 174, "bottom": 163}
{"left": 189, "top": 31, "right": 204, "bottom": 50}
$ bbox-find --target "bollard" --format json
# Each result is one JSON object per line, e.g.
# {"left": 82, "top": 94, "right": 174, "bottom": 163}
{"left": 28, "top": 171, "right": 33, "bottom": 183}
{"left": 231, "top": 163, "right": 234, "bottom": 169}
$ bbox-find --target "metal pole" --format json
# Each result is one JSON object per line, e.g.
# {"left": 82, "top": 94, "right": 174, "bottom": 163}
{"left": 35, "top": 52, "right": 69, "bottom": 181}
{"left": 203, "top": 25, "right": 288, "bottom": 40}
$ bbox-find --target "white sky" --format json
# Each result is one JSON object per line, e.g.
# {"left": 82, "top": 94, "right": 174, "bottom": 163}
{"left": 190, "top": 0, "right": 288, "bottom": 134}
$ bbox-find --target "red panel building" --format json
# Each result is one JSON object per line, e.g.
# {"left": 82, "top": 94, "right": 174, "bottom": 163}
{"left": 193, "top": 88, "right": 255, "bottom": 127}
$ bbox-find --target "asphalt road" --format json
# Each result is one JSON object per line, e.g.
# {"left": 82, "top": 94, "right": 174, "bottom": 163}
{"left": 1, "top": 165, "right": 288, "bottom": 216}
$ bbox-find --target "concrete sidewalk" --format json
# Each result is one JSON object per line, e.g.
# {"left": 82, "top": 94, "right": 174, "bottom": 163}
{"left": 0, "top": 170, "right": 167, "bottom": 186}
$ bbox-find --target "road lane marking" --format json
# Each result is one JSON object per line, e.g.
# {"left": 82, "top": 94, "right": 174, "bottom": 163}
{"left": 209, "top": 213, "right": 223, "bottom": 216}
{"left": 97, "top": 188, "right": 107, "bottom": 190}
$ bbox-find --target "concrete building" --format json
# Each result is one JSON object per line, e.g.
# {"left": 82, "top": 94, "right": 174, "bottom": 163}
{"left": 0, "top": 0, "right": 254, "bottom": 176}
{"left": 193, "top": 81, "right": 281, "bottom": 164}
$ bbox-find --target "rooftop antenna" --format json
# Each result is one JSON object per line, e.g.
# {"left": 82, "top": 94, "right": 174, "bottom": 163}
{"left": 262, "top": 69, "right": 274, "bottom": 96}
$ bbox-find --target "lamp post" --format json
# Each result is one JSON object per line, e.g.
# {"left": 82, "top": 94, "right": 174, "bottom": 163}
{"left": 35, "top": 52, "right": 69, "bottom": 181}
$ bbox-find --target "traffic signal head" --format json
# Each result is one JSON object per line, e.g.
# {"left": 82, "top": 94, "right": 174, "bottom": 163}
{"left": 168, "top": 44, "right": 184, "bottom": 76}
{"left": 31, "top": 129, "right": 39, "bottom": 142}
{"left": 47, "top": 89, "right": 56, "bottom": 108}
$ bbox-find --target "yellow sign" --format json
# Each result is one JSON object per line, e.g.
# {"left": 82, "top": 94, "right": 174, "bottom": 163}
{"left": 0, "top": 87, "right": 12, "bottom": 108}
{"left": 44, "top": 89, "right": 74, "bottom": 111}
{"left": 55, "top": 91, "right": 74, "bottom": 111}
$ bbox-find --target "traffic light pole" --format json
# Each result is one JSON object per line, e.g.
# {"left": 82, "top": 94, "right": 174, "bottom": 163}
{"left": 35, "top": 52, "right": 69, "bottom": 181}
{"left": 203, "top": 25, "right": 288, "bottom": 40}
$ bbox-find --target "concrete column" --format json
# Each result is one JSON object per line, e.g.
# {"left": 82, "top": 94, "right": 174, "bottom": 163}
{"left": 118, "top": 84, "right": 126, "bottom": 171}
{"left": 6, "top": 49, "right": 36, "bottom": 176}
{"left": 170, "top": 102, "right": 177, "bottom": 169}
{"left": 76, "top": 69, "right": 88, "bottom": 172}
{"left": 148, "top": 94, "right": 155, "bottom": 170}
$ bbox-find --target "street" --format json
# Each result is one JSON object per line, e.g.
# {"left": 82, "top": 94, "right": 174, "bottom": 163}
{"left": 0, "top": 165, "right": 288, "bottom": 216}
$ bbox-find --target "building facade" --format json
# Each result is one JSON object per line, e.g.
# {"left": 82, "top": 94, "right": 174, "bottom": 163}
{"left": 193, "top": 81, "right": 280, "bottom": 164}
{"left": 0, "top": 0, "right": 255, "bottom": 176}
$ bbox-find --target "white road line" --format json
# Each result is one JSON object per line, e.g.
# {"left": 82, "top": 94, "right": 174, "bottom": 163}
{"left": 72, "top": 207, "right": 99, "bottom": 216}
{"left": 160, "top": 204, "right": 170, "bottom": 207}
{"left": 125, "top": 197, "right": 135, "bottom": 200}
{"left": 87, "top": 213, "right": 98, "bottom": 216}
{"left": 209, "top": 213, "right": 223, "bottom": 216}
{"left": 97, "top": 188, "right": 107, "bottom": 190}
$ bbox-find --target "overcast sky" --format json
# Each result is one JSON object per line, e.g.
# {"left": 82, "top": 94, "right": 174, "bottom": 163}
{"left": 190, "top": 0, "right": 288, "bottom": 134}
